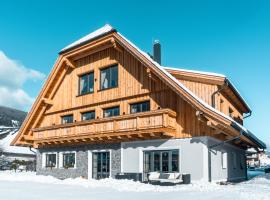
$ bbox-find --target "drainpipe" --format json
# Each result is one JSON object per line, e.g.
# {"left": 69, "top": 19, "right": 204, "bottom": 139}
{"left": 29, "top": 147, "right": 36, "bottom": 154}
{"left": 211, "top": 80, "right": 229, "bottom": 108}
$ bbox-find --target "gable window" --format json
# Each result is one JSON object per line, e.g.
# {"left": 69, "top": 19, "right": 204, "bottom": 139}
{"left": 103, "top": 106, "right": 119, "bottom": 118}
{"left": 82, "top": 111, "right": 95, "bottom": 121}
{"left": 45, "top": 154, "right": 57, "bottom": 168}
{"left": 130, "top": 101, "right": 150, "bottom": 114}
{"left": 79, "top": 72, "right": 94, "bottom": 95}
{"left": 62, "top": 115, "right": 73, "bottom": 124}
{"left": 63, "top": 153, "right": 76, "bottom": 168}
{"left": 100, "top": 65, "right": 118, "bottom": 90}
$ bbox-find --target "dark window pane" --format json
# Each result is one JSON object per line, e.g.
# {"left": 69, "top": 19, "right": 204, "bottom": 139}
{"left": 130, "top": 101, "right": 150, "bottom": 114}
{"left": 79, "top": 72, "right": 94, "bottom": 95}
{"left": 82, "top": 111, "right": 95, "bottom": 121}
{"left": 171, "top": 150, "right": 179, "bottom": 172}
{"left": 46, "top": 154, "right": 56, "bottom": 168}
{"left": 100, "top": 65, "right": 118, "bottom": 90}
{"left": 62, "top": 115, "right": 73, "bottom": 124}
{"left": 153, "top": 152, "right": 160, "bottom": 171}
{"left": 162, "top": 152, "right": 169, "bottom": 172}
{"left": 103, "top": 106, "right": 120, "bottom": 118}
{"left": 63, "top": 153, "right": 75, "bottom": 168}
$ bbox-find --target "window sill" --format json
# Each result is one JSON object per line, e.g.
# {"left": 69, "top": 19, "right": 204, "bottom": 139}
{"left": 97, "top": 86, "right": 118, "bottom": 92}
{"left": 76, "top": 91, "right": 94, "bottom": 97}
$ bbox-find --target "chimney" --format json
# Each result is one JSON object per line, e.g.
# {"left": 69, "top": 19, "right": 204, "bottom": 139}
{"left": 153, "top": 40, "right": 161, "bottom": 65}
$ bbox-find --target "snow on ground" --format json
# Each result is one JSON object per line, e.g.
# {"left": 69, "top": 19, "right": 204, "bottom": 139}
{"left": 0, "top": 171, "right": 269, "bottom": 200}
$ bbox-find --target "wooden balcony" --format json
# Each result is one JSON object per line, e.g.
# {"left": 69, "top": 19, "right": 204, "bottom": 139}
{"left": 32, "top": 109, "right": 177, "bottom": 147}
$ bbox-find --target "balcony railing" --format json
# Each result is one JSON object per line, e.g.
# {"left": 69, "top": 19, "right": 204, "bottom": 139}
{"left": 32, "top": 109, "right": 177, "bottom": 146}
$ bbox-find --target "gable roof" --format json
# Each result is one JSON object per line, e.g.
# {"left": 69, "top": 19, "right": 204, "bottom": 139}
{"left": 163, "top": 66, "right": 251, "bottom": 113}
{"left": 11, "top": 24, "right": 266, "bottom": 150}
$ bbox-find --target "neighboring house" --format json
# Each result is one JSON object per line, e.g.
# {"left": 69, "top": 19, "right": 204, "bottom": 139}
{"left": 11, "top": 24, "right": 265, "bottom": 182}
{"left": 0, "top": 127, "right": 35, "bottom": 161}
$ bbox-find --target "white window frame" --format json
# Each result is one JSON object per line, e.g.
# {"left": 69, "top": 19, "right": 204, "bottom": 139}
{"left": 59, "top": 151, "right": 77, "bottom": 169}
{"left": 42, "top": 152, "right": 58, "bottom": 168}
{"left": 221, "top": 152, "right": 227, "bottom": 169}
{"left": 88, "top": 150, "right": 112, "bottom": 179}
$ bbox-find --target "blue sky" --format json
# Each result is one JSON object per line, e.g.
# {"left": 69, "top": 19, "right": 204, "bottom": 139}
{"left": 0, "top": 0, "right": 269, "bottom": 145}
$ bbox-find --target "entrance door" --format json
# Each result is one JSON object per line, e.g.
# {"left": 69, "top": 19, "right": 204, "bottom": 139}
{"left": 92, "top": 152, "right": 110, "bottom": 179}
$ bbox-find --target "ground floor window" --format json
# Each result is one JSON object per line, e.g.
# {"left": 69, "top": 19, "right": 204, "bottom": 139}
{"left": 221, "top": 152, "right": 227, "bottom": 169}
{"left": 143, "top": 150, "right": 179, "bottom": 173}
{"left": 92, "top": 152, "right": 110, "bottom": 179}
{"left": 45, "top": 154, "right": 57, "bottom": 168}
{"left": 63, "top": 153, "right": 76, "bottom": 168}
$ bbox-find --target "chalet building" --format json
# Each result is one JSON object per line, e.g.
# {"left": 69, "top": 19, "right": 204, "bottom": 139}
{"left": 11, "top": 24, "right": 265, "bottom": 182}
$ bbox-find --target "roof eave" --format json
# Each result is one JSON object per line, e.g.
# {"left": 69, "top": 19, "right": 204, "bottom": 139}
{"left": 59, "top": 28, "right": 117, "bottom": 55}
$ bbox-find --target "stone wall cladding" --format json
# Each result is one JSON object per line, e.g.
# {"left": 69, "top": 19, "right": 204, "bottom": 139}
{"left": 36, "top": 143, "right": 121, "bottom": 179}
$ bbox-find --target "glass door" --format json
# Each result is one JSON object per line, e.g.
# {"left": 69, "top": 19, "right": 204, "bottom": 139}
{"left": 92, "top": 152, "right": 110, "bottom": 179}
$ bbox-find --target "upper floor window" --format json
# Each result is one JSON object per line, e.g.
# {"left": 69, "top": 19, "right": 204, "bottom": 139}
{"left": 63, "top": 153, "right": 76, "bottom": 168}
{"left": 79, "top": 72, "right": 94, "bottom": 95}
{"left": 45, "top": 153, "right": 57, "bottom": 168}
{"left": 81, "top": 111, "right": 95, "bottom": 121}
{"left": 103, "top": 106, "right": 120, "bottom": 118}
{"left": 100, "top": 65, "right": 118, "bottom": 90}
{"left": 229, "top": 107, "right": 234, "bottom": 118}
{"left": 62, "top": 115, "right": 73, "bottom": 124}
{"left": 130, "top": 101, "right": 150, "bottom": 114}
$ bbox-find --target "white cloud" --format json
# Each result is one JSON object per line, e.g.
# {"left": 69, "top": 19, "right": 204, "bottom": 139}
{"left": 0, "top": 51, "right": 45, "bottom": 111}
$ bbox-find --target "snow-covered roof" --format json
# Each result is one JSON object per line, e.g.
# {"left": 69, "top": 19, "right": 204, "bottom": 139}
{"left": 164, "top": 66, "right": 226, "bottom": 78}
{"left": 0, "top": 128, "right": 35, "bottom": 155}
{"left": 60, "top": 24, "right": 115, "bottom": 53}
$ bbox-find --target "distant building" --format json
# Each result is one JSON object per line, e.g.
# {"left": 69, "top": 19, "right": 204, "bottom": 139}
{"left": 0, "top": 127, "right": 35, "bottom": 162}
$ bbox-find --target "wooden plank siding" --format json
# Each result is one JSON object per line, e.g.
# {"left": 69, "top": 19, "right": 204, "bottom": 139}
{"left": 174, "top": 78, "right": 244, "bottom": 124}
{"left": 35, "top": 47, "right": 216, "bottom": 143}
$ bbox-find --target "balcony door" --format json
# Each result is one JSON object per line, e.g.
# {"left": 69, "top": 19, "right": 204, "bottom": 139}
{"left": 92, "top": 152, "right": 110, "bottom": 179}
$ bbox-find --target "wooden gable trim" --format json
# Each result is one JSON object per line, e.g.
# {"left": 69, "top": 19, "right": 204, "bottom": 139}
{"left": 11, "top": 35, "right": 119, "bottom": 146}
{"left": 166, "top": 69, "right": 226, "bottom": 86}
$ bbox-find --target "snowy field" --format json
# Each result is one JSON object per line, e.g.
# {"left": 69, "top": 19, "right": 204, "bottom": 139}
{"left": 0, "top": 171, "right": 269, "bottom": 200}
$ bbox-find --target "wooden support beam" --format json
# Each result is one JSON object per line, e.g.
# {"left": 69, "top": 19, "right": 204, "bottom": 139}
{"left": 42, "top": 98, "right": 53, "bottom": 106}
{"left": 63, "top": 58, "right": 76, "bottom": 69}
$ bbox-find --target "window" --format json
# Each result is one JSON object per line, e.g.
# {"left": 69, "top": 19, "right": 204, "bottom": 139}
{"left": 45, "top": 154, "right": 57, "bottom": 168}
{"left": 220, "top": 99, "right": 224, "bottom": 112}
{"left": 100, "top": 65, "right": 118, "bottom": 90}
{"left": 221, "top": 152, "right": 227, "bottom": 169}
{"left": 232, "top": 152, "right": 237, "bottom": 169}
{"left": 229, "top": 107, "right": 234, "bottom": 118}
{"left": 144, "top": 150, "right": 179, "bottom": 173}
{"left": 103, "top": 106, "right": 120, "bottom": 118}
{"left": 63, "top": 153, "right": 76, "bottom": 168}
{"left": 79, "top": 72, "right": 94, "bottom": 95}
{"left": 130, "top": 101, "right": 150, "bottom": 114}
{"left": 61, "top": 115, "right": 73, "bottom": 124}
{"left": 82, "top": 111, "right": 95, "bottom": 121}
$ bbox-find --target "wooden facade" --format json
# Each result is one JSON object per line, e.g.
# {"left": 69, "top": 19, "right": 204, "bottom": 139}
{"left": 11, "top": 27, "right": 260, "bottom": 150}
